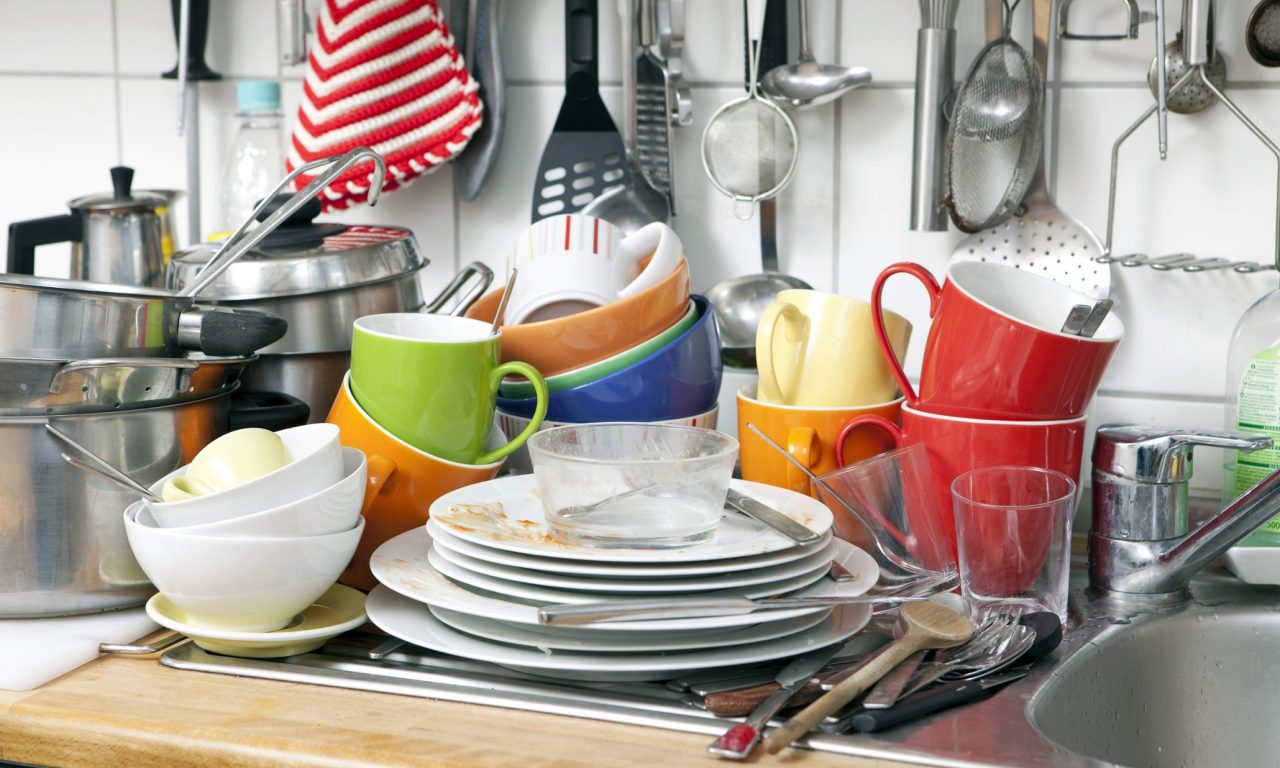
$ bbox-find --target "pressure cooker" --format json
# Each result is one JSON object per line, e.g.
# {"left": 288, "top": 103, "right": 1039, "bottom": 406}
{"left": 167, "top": 196, "right": 492, "bottom": 420}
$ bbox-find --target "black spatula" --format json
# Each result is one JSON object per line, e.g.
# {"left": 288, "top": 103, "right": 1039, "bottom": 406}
{"left": 531, "top": 0, "right": 629, "bottom": 222}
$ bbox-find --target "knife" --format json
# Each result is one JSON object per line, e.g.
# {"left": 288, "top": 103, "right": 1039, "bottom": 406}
{"left": 838, "top": 669, "right": 1029, "bottom": 733}
{"left": 538, "top": 593, "right": 926, "bottom": 625}
{"left": 707, "top": 643, "right": 845, "bottom": 759}
{"left": 723, "top": 489, "right": 822, "bottom": 545}
{"left": 1079, "top": 299, "right": 1114, "bottom": 338}
{"left": 701, "top": 641, "right": 892, "bottom": 717}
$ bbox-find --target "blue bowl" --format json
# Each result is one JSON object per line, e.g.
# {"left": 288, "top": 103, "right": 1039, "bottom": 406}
{"left": 496, "top": 294, "right": 722, "bottom": 423}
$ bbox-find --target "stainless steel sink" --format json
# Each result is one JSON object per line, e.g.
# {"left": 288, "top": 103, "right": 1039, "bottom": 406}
{"left": 1029, "top": 570, "right": 1280, "bottom": 768}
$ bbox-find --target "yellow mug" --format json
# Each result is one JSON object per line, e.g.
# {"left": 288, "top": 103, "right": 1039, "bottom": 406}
{"left": 737, "top": 383, "right": 902, "bottom": 497}
{"left": 756, "top": 289, "right": 912, "bottom": 407}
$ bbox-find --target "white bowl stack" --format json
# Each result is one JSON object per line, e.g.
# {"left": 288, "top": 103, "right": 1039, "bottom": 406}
{"left": 123, "top": 424, "right": 366, "bottom": 640}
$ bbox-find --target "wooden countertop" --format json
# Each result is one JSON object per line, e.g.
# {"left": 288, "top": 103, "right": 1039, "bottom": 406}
{"left": 0, "top": 637, "right": 905, "bottom": 768}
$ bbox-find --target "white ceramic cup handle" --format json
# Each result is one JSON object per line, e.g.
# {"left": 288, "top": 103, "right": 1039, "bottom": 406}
{"left": 616, "top": 223, "right": 682, "bottom": 299}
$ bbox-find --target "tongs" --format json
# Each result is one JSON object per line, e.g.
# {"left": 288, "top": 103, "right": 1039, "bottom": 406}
{"left": 179, "top": 147, "right": 388, "bottom": 298}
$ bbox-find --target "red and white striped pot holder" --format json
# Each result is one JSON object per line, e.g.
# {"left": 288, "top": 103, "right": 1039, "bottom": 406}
{"left": 288, "top": 0, "right": 483, "bottom": 211}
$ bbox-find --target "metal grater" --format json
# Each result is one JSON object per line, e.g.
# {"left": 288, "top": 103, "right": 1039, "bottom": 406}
{"left": 635, "top": 49, "right": 674, "bottom": 211}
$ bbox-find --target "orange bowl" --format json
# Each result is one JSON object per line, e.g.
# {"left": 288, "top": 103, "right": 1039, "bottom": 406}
{"left": 465, "top": 257, "right": 691, "bottom": 376}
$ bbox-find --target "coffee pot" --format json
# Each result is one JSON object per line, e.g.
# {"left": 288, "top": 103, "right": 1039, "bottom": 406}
{"left": 6, "top": 166, "right": 182, "bottom": 287}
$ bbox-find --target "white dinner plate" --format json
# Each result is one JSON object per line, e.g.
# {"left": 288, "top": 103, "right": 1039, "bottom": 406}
{"left": 426, "top": 543, "right": 832, "bottom": 604}
{"left": 428, "top": 475, "right": 834, "bottom": 563}
{"left": 371, "top": 527, "right": 877, "bottom": 632}
{"left": 366, "top": 584, "right": 872, "bottom": 682}
{"left": 426, "top": 519, "right": 833, "bottom": 578}
{"left": 430, "top": 532, "right": 837, "bottom": 593}
{"left": 426, "top": 604, "right": 831, "bottom": 653}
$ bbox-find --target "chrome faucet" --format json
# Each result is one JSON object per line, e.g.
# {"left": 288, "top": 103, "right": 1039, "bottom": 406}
{"left": 1089, "top": 424, "right": 1278, "bottom": 599}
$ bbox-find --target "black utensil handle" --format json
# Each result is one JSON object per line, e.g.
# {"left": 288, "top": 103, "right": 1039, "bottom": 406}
{"left": 564, "top": 0, "right": 599, "bottom": 99}
{"left": 744, "top": 0, "right": 788, "bottom": 90}
{"left": 229, "top": 391, "right": 311, "bottom": 431}
{"left": 846, "top": 680, "right": 988, "bottom": 733}
{"left": 6, "top": 214, "right": 82, "bottom": 275}
{"left": 162, "top": 0, "right": 222, "bottom": 80}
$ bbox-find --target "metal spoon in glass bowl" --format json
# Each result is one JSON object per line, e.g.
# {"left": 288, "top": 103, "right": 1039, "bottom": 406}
{"left": 760, "top": 0, "right": 871, "bottom": 110}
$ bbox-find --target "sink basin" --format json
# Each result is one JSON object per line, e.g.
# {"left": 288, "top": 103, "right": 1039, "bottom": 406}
{"left": 1031, "top": 600, "right": 1280, "bottom": 767}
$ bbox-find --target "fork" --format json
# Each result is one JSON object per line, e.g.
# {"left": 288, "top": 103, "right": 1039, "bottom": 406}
{"left": 897, "top": 606, "right": 1025, "bottom": 695}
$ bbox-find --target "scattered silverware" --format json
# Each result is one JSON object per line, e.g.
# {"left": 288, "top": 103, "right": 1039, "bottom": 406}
{"left": 840, "top": 669, "right": 1029, "bottom": 733}
{"left": 707, "top": 643, "right": 845, "bottom": 759}
{"left": 538, "top": 592, "right": 927, "bottom": 626}
{"left": 861, "top": 650, "right": 926, "bottom": 710}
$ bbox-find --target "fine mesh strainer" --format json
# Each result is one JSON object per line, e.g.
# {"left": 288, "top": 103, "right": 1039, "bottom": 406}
{"left": 944, "top": 0, "right": 1043, "bottom": 233}
{"left": 701, "top": 0, "right": 798, "bottom": 220}
{"left": 950, "top": 0, "right": 1110, "bottom": 300}
{"left": 1247, "top": 0, "right": 1280, "bottom": 67}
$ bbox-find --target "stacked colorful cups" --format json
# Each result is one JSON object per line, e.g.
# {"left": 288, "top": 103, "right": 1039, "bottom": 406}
{"left": 327, "top": 312, "right": 550, "bottom": 590}
{"left": 467, "top": 214, "right": 720, "bottom": 472}
{"left": 841, "top": 261, "right": 1125, "bottom": 573}
{"left": 737, "top": 288, "right": 913, "bottom": 496}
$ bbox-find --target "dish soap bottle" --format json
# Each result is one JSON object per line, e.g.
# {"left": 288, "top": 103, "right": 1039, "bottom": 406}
{"left": 216, "top": 80, "right": 286, "bottom": 234}
{"left": 1225, "top": 283, "right": 1280, "bottom": 545}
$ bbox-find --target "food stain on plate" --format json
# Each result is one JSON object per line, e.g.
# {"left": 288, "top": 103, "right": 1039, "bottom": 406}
{"left": 436, "top": 502, "right": 563, "bottom": 547}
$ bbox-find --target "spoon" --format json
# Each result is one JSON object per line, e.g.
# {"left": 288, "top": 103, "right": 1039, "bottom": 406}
{"left": 706, "top": 269, "right": 811, "bottom": 369}
{"left": 762, "top": 600, "right": 972, "bottom": 754}
{"left": 47, "top": 425, "right": 164, "bottom": 503}
{"left": 760, "top": 0, "right": 871, "bottom": 110}
{"left": 490, "top": 268, "right": 517, "bottom": 335}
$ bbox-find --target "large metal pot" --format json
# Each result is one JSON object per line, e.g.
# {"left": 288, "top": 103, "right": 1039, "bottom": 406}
{"left": 0, "top": 385, "right": 308, "bottom": 617}
{"left": 0, "top": 355, "right": 250, "bottom": 415}
{"left": 169, "top": 198, "right": 492, "bottom": 420}
{"left": 0, "top": 275, "right": 287, "bottom": 358}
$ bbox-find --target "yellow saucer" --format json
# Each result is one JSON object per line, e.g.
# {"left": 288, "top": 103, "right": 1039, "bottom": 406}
{"left": 146, "top": 584, "right": 367, "bottom": 659}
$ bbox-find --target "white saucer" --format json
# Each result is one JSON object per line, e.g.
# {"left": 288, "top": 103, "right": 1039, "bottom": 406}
{"left": 430, "top": 532, "right": 836, "bottom": 593}
{"left": 372, "top": 527, "right": 878, "bottom": 632}
{"left": 428, "top": 475, "right": 834, "bottom": 563}
{"left": 426, "top": 518, "right": 833, "bottom": 577}
{"left": 427, "top": 604, "right": 831, "bottom": 653}
{"left": 146, "top": 584, "right": 367, "bottom": 658}
{"left": 366, "top": 584, "right": 872, "bottom": 682}
{"left": 426, "top": 541, "right": 831, "bottom": 604}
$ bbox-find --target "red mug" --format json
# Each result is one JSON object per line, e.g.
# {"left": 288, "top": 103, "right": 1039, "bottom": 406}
{"left": 871, "top": 261, "right": 1123, "bottom": 420}
{"left": 836, "top": 403, "right": 1086, "bottom": 573}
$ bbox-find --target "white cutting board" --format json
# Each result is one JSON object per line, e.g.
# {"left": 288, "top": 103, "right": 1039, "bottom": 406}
{"left": 0, "top": 607, "right": 159, "bottom": 691}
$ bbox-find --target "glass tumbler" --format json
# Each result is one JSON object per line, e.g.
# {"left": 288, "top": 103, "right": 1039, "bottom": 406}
{"left": 952, "top": 465, "right": 1076, "bottom": 622}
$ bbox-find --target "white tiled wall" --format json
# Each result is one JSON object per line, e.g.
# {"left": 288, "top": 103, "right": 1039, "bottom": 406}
{"left": 3, "top": 0, "right": 1277, "bottom": 495}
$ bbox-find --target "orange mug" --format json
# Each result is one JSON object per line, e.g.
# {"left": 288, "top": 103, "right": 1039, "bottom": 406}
{"left": 737, "top": 383, "right": 901, "bottom": 497}
{"left": 326, "top": 371, "right": 506, "bottom": 590}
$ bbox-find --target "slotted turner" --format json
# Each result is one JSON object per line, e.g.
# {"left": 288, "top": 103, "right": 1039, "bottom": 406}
{"left": 531, "top": 0, "right": 630, "bottom": 222}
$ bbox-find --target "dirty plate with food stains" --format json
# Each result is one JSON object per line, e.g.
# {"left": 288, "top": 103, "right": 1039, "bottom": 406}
{"left": 428, "top": 476, "right": 834, "bottom": 563}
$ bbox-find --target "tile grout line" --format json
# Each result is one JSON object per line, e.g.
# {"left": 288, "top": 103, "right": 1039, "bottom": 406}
{"left": 830, "top": 0, "right": 842, "bottom": 292}
{"left": 110, "top": 0, "right": 124, "bottom": 164}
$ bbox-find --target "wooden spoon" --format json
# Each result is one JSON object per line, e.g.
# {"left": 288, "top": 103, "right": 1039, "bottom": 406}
{"left": 762, "top": 601, "right": 973, "bottom": 754}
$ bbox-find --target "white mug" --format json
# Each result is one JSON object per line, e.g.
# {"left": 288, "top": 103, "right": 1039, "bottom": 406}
{"left": 504, "top": 214, "right": 682, "bottom": 325}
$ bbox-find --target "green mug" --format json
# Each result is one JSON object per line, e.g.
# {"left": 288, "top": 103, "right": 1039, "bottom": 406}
{"left": 351, "top": 313, "right": 548, "bottom": 464}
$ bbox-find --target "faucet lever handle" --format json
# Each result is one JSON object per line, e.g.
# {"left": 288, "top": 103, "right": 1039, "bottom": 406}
{"left": 1093, "top": 424, "right": 1272, "bottom": 483}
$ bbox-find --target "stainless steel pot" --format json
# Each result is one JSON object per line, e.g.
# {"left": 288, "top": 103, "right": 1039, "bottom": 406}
{"left": 0, "top": 275, "right": 287, "bottom": 358}
{"left": 0, "top": 384, "right": 309, "bottom": 617}
{"left": 0, "top": 355, "right": 250, "bottom": 415}
{"left": 6, "top": 166, "right": 181, "bottom": 288}
{"left": 169, "top": 196, "right": 494, "bottom": 419}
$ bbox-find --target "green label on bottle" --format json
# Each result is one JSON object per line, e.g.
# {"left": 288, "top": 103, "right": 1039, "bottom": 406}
{"left": 1235, "top": 347, "right": 1280, "bottom": 538}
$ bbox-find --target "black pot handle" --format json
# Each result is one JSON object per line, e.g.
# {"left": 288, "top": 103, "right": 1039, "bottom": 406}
{"left": 229, "top": 391, "right": 311, "bottom": 431}
{"left": 6, "top": 214, "right": 82, "bottom": 275}
{"left": 564, "top": 0, "right": 599, "bottom": 101}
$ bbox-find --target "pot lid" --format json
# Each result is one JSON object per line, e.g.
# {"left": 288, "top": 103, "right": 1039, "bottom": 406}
{"left": 168, "top": 195, "right": 427, "bottom": 300}
{"left": 68, "top": 166, "right": 176, "bottom": 213}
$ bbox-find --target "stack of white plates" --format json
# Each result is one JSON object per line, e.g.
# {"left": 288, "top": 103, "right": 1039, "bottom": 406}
{"left": 367, "top": 475, "right": 880, "bottom": 681}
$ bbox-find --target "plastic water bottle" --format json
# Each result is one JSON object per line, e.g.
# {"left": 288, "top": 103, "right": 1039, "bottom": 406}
{"left": 217, "top": 80, "right": 286, "bottom": 235}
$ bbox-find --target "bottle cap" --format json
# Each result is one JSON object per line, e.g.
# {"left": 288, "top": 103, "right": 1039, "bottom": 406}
{"left": 236, "top": 80, "right": 281, "bottom": 111}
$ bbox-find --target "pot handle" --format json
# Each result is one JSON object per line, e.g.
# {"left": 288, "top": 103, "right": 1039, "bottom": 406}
{"left": 229, "top": 391, "right": 311, "bottom": 431}
{"left": 6, "top": 214, "right": 82, "bottom": 275}
{"left": 423, "top": 261, "right": 495, "bottom": 316}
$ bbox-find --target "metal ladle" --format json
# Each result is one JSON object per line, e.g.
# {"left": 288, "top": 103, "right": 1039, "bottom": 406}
{"left": 760, "top": 0, "right": 870, "bottom": 109}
